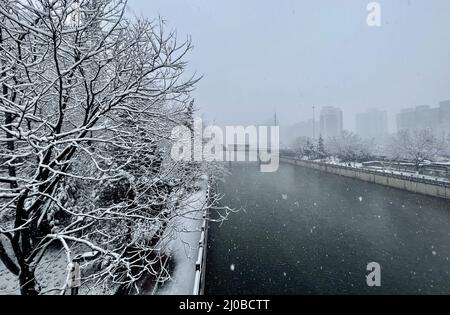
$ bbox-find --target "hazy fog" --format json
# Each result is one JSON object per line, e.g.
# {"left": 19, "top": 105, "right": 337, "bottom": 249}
{"left": 127, "top": 0, "right": 450, "bottom": 132}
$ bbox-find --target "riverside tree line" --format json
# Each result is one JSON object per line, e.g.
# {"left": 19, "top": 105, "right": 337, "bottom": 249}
{"left": 292, "top": 129, "right": 450, "bottom": 171}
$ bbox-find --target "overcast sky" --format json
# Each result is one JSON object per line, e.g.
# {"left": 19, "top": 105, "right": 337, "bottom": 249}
{"left": 127, "top": 0, "right": 450, "bottom": 132}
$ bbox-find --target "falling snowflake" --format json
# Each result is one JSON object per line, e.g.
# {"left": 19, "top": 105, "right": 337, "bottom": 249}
{"left": 230, "top": 264, "right": 235, "bottom": 271}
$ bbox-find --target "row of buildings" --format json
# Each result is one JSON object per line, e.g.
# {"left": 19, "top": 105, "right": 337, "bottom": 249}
{"left": 356, "top": 100, "right": 450, "bottom": 140}
{"left": 284, "top": 106, "right": 345, "bottom": 144}
{"left": 313, "top": 106, "right": 388, "bottom": 140}
{"left": 396, "top": 101, "right": 450, "bottom": 138}
{"left": 288, "top": 100, "right": 450, "bottom": 143}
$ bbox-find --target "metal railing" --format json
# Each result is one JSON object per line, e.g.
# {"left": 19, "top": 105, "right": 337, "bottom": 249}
{"left": 192, "top": 184, "right": 210, "bottom": 295}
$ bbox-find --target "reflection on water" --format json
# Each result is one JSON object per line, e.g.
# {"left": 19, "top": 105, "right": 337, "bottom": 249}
{"left": 205, "top": 163, "right": 450, "bottom": 294}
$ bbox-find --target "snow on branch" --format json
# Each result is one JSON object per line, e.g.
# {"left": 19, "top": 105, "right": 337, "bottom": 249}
{"left": 0, "top": 0, "right": 225, "bottom": 295}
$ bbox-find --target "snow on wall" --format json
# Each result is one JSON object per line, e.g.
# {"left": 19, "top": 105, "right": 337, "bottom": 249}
{"left": 281, "top": 157, "right": 450, "bottom": 200}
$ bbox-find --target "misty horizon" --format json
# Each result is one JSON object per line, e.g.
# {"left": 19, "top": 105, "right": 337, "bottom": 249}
{"left": 127, "top": 0, "right": 450, "bottom": 134}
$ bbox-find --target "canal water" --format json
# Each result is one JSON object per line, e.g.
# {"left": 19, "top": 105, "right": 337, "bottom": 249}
{"left": 205, "top": 162, "right": 450, "bottom": 294}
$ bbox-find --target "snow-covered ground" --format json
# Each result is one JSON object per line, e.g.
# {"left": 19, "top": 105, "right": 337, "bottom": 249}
{"left": 325, "top": 159, "right": 364, "bottom": 168}
{"left": 0, "top": 240, "right": 116, "bottom": 295}
{"left": 154, "top": 175, "right": 208, "bottom": 295}
{"left": 0, "top": 177, "right": 209, "bottom": 296}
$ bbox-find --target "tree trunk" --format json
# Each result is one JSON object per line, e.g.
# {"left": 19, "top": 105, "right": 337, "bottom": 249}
{"left": 0, "top": 241, "right": 19, "bottom": 275}
{"left": 14, "top": 193, "right": 39, "bottom": 295}
{"left": 18, "top": 265, "right": 39, "bottom": 295}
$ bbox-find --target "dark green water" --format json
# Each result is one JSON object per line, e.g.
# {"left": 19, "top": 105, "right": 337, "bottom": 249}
{"left": 205, "top": 163, "right": 450, "bottom": 294}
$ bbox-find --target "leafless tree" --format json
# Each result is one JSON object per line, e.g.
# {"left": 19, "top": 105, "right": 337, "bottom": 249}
{"left": 0, "top": 0, "right": 229, "bottom": 295}
{"left": 291, "top": 136, "right": 308, "bottom": 159}
{"left": 387, "top": 129, "right": 446, "bottom": 172}
{"left": 326, "top": 130, "right": 374, "bottom": 163}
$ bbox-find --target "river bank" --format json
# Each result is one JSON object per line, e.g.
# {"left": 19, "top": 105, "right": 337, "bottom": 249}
{"left": 280, "top": 157, "right": 450, "bottom": 200}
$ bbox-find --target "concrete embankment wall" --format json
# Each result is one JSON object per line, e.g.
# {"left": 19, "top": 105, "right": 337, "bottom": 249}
{"left": 280, "top": 157, "right": 450, "bottom": 200}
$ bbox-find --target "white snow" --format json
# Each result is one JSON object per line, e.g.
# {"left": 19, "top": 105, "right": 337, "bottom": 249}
{"left": 155, "top": 176, "right": 208, "bottom": 295}
{"left": 0, "top": 176, "right": 209, "bottom": 296}
{"left": 307, "top": 158, "right": 450, "bottom": 183}
{"left": 0, "top": 239, "right": 116, "bottom": 295}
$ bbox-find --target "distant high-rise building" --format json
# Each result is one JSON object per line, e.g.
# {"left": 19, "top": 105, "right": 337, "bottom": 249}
{"left": 355, "top": 109, "right": 388, "bottom": 140}
{"left": 396, "top": 101, "right": 450, "bottom": 137}
{"left": 320, "top": 106, "right": 343, "bottom": 138}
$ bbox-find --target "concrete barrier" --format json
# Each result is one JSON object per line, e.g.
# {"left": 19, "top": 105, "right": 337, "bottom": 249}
{"left": 281, "top": 157, "right": 450, "bottom": 200}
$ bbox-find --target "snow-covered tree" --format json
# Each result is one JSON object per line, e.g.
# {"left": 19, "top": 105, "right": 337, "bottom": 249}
{"left": 387, "top": 129, "right": 446, "bottom": 171}
{"left": 444, "top": 133, "right": 450, "bottom": 158}
{"left": 316, "top": 135, "right": 327, "bottom": 160}
{"left": 292, "top": 136, "right": 328, "bottom": 160}
{"left": 291, "top": 136, "right": 308, "bottom": 158}
{"left": 327, "top": 131, "right": 374, "bottom": 163}
{"left": 0, "top": 0, "right": 225, "bottom": 295}
{"left": 304, "top": 139, "right": 315, "bottom": 160}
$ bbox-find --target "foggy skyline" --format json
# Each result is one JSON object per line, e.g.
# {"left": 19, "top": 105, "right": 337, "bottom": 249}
{"left": 1, "top": 0, "right": 450, "bottom": 298}
{"left": 127, "top": 0, "right": 450, "bottom": 132}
